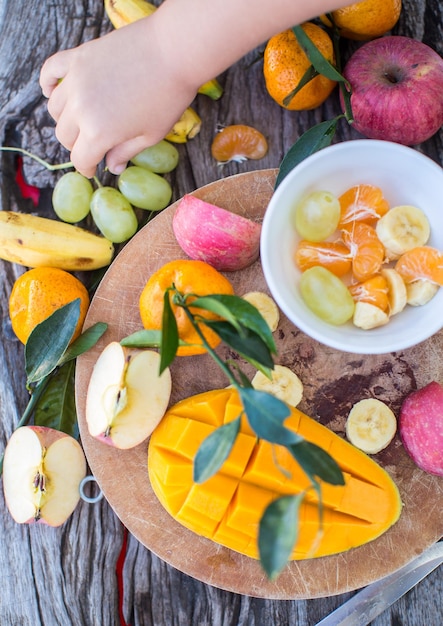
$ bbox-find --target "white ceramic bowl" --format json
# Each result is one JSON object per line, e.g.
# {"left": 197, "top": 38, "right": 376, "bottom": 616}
{"left": 260, "top": 139, "right": 443, "bottom": 354}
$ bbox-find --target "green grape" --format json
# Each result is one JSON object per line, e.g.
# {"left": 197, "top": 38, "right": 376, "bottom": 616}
{"left": 299, "top": 266, "right": 355, "bottom": 325}
{"left": 118, "top": 166, "right": 172, "bottom": 211}
{"left": 294, "top": 190, "right": 340, "bottom": 242}
{"left": 90, "top": 187, "right": 138, "bottom": 244}
{"left": 131, "top": 140, "right": 179, "bottom": 173}
{"left": 52, "top": 171, "right": 93, "bottom": 223}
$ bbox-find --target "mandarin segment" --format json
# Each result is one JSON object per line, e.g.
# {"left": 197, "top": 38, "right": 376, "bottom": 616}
{"left": 211, "top": 125, "right": 268, "bottom": 164}
{"left": 338, "top": 184, "right": 390, "bottom": 228}
{"left": 295, "top": 240, "right": 352, "bottom": 276}
{"left": 263, "top": 23, "right": 336, "bottom": 111}
{"left": 342, "top": 222, "right": 385, "bottom": 282}
{"left": 395, "top": 246, "right": 443, "bottom": 285}
{"left": 348, "top": 275, "right": 389, "bottom": 312}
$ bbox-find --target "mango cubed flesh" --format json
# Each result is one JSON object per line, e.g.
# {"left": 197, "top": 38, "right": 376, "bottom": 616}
{"left": 148, "top": 388, "right": 402, "bottom": 560}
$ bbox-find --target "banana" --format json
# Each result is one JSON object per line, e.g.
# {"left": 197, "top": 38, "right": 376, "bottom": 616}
{"left": 241, "top": 291, "right": 280, "bottom": 332}
{"left": 345, "top": 398, "right": 397, "bottom": 454}
{"left": 164, "top": 107, "right": 202, "bottom": 143}
{"left": 104, "top": 0, "right": 223, "bottom": 100}
{"left": 352, "top": 301, "right": 389, "bottom": 330}
{"left": 380, "top": 268, "right": 407, "bottom": 316}
{"left": 375, "top": 204, "right": 430, "bottom": 260}
{"left": 0, "top": 212, "right": 114, "bottom": 271}
{"left": 251, "top": 364, "right": 303, "bottom": 407}
{"left": 406, "top": 278, "right": 440, "bottom": 306}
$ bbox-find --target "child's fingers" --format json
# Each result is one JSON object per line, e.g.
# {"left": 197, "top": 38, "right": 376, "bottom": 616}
{"left": 105, "top": 136, "right": 157, "bottom": 175}
{"left": 39, "top": 51, "right": 71, "bottom": 97}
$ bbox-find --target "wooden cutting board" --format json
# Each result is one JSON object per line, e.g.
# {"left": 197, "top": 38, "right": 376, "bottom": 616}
{"left": 75, "top": 169, "right": 443, "bottom": 600}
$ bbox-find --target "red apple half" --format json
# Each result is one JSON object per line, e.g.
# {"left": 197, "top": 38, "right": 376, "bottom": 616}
{"left": 341, "top": 36, "right": 443, "bottom": 145}
{"left": 3, "top": 426, "right": 87, "bottom": 526}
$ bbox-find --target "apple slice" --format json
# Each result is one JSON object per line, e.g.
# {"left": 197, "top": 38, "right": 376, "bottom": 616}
{"left": 3, "top": 426, "right": 87, "bottom": 526}
{"left": 86, "top": 342, "right": 172, "bottom": 449}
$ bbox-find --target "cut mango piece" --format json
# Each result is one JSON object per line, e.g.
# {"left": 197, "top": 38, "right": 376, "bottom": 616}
{"left": 148, "top": 388, "right": 402, "bottom": 560}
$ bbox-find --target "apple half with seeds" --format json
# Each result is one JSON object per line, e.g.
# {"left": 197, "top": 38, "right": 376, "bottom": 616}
{"left": 86, "top": 341, "right": 172, "bottom": 449}
{"left": 3, "top": 426, "right": 87, "bottom": 526}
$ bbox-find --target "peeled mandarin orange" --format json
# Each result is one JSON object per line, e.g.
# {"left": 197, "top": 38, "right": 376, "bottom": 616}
{"left": 342, "top": 222, "right": 385, "bottom": 282}
{"left": 395, "top": 246, "right": 443, "bottom": 285}
{"left": 211, "top": 125, "right": 268, "bottom": 164}
{"left": 320, "top": 0, "right": 402, "bottom": 41}
{"left": 338, "top": 184, "right": 390, "bottom": 228}
{"left": 295, "top": 240, "right": 352, "bottom": 277}
{"left": 9, "top": 267, "right": 89, "bottom": 344}
{"left": 348, "top": 275, "right": 389, "bottom": 312}
{"left": 263, "top": 22, "right": 336, "bottom": 111}
{"left": 139, "top": 259, "right": 234, "bottom": 356}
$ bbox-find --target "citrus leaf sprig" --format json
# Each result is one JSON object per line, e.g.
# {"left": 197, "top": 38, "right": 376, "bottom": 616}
{"left": 122, "top": 288, "right": 344, "bottom": 580}
{"left": 0, "top": 301, "right": 107, "bottom": 475}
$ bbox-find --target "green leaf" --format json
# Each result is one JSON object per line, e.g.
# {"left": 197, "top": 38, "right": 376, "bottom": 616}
{"left": 59, "top": 322, "right": 108, "bottom": 365}
{"left": 192, "top": 294, "right": 276, "bottom": 354}
{"left": 193, "top": 417, "right": 241, "bottom": 483}
{"left": 159, "top": 289, "right": 179, "bottom": 374}
{"left": 34, "top": 360, "right": 79, "bottom": 439}
{"left": 258, "top": 494, "right": 303, "bottom": 580}
{"left": 292, "top": 25, "right": 346, "bottom": 83}
{"left": 275, "top": 118, "right": 339, "bottom": 189}
{"left": 121, "top": 329, "right": 163, "bottom": 348}
{"left": 283, "top": 64, "right": 319, "bottom": 108}
{"left": 25, "top": 300, "right": 81, "bottom": 385}
{"left": 205, "top": 320, "right": 274, "bottom": 370}
{"left": 288, "top": 440, "right": 344, "bottom": 486}
{"left": 239, "top": 388, "right": 301, "bottom": 445}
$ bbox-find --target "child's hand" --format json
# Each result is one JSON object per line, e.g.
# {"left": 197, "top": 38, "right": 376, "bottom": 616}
{"left": 40, "top": 18, "right": 197, "bottom": 178}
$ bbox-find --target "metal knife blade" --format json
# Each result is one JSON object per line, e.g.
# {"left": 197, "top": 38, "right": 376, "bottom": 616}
{"left": 316, "top": 541, "right": 443, "bottom": 626}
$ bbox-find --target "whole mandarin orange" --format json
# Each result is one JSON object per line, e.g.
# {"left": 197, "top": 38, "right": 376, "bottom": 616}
{"left": 321, "top": 0, "right": 402, "bottom": 41}
{"left": 139, "top": 259, "right": 234, "bottom": 356}
{"left": 263, "top": 22, "right": 336, "bottom": 111}
{"left": 9, "top": 267, "right": 89, "bottom": 344}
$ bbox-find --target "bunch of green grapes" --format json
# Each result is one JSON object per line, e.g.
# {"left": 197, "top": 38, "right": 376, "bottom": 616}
{"left": 52, "top": 140, "right": 179, "bottom": 243}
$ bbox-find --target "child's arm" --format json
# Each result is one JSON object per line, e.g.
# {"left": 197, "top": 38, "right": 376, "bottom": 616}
{"left": 40, "top": 0, "right": 360, "bottom": 177}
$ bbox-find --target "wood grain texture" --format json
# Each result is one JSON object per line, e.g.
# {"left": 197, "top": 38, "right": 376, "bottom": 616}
{"left": 1, "top": 0, "right": 443, "bottom": 624}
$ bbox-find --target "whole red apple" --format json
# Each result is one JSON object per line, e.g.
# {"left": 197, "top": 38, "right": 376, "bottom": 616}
{"left": 341, "top": 36, "right": 443, "bottom": 145}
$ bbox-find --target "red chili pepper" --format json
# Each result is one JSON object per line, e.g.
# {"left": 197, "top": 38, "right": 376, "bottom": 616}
{"left": 15, "top": 156, "right": 41, "bottom": 207}
{"left": 116, "top": 524, "right": 132, "bottom": 626}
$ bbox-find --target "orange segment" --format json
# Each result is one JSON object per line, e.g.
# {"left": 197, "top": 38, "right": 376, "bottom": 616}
{"left": 294, "top": 240, "right": 352, "bottom": 277}
{"left": 348, "top": 275, "right": 389, "bottom": 312}
{"left": 342, "top": 222, "right": 385, "bottom": 282}
{"left": 395, "top": 246, "right": 443, "bottom": 285}
{"left": 338, "top": 184, "right": 390, "bottom": 228}
{"left": 211, "top": 125, "right": 268, "bottom": 164}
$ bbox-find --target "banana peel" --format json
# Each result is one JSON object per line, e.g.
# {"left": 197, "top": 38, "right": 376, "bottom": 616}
{"left": 165, "top": 107, "right": 202, "bottom": 144}
{"left": 104, "top": 0, "right": 223, "bottom": 101}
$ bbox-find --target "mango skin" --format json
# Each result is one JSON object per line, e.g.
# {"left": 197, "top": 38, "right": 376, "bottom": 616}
{"left": 148, "top": 388, "right": 402, "bottom": 560}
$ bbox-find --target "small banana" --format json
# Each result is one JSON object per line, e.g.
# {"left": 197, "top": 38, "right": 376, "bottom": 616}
{"left": 104, "top": 0, "right": 223, "bottom": 100}
{"left": 375, "top": 204, "right": 430, "bottom": 260}
{"left": 345, "top": 398, "right": 397, "bottom": 454}
{"left": 252, "top": 365, "right": 303, "bottom": 407}
{"left": 380, "top": 268, "right": 407, "bottom": 316}
{"left": 0, "top": 212, "right": 114, "bottom": 271}
{"left": 406, "top": 278, "right": 440, "bottom": 306}
{"left": 353, "top": 300, "right": 389, "bottom": 330}
{"left": 241, "top": 291, "right": 280, "bottom": 332}
{"left": 164, "top": 107, "right": 202, "bottom": 143}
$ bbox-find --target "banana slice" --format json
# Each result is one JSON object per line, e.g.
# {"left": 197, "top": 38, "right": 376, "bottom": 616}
{"left": 406, "top": 279, "right": 440, "bottom": 306}
{"left": 353, "top": 301, "right": 390, "bottom": 330}
{"left": 345, "top": 398, "right": 397, "bottom": 454}
{"left": 242, "top": 291, "right": 280, "bottom": 331}
{"left": 251, "top": 365, "right": 303, "bottom": 407}
{"left": 375, "top": 204, "right": 430, "bottom": 260}
{"left": 380, "top": 268, "right": 407, "bottom": 316}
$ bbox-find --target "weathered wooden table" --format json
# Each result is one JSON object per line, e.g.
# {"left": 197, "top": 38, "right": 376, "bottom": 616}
{"left": 1, "top": 1, "right": 442, "bottom": 624}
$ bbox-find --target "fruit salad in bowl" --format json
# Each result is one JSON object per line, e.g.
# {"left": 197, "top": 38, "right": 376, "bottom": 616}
{"left": 260, "top": 139, "right": 443, "bottom": 354}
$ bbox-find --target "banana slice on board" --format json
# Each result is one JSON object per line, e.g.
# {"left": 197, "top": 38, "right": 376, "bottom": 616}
{"left": 406, "top": 279, "right": 440, "bottom": 306}
{"left": 353, "top": 301, "right": 390, "bottom": 330}
{"left": 346, "top": 398, "right": 397, "bottom": 454}
{"left": 380, "top": 268, "right": 407, "bottom": 315}
{"left": 252, "top": 365, "right": 303, "bottom": 407}
{"left": 376, "top": 204, "right": 430, "bottom": 260}
{"left": 242, "top": 291, "right": 280, "bottom": 331}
